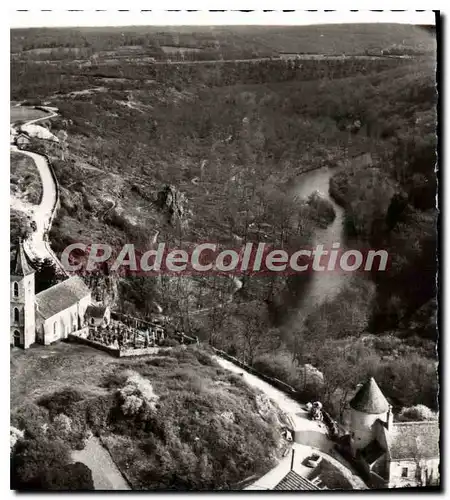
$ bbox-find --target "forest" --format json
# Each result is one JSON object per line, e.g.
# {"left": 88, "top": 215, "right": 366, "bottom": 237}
{"left": 10, "top": 25, "right": 437, "bottom": 428}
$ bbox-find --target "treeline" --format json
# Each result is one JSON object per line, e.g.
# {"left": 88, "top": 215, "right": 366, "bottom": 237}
{"left": 10, "top": 57, "right": 412, "bottom": 101}
{"left": 11, "top": 24, "right": 436, "bottom": 57}
{"left": 328, "top": 61, "right": 437, "bottom": 339}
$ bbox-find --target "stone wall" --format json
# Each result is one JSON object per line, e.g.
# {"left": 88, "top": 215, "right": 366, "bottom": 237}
{"left": 67, "top": 332, "right": 174, "bottom": 358}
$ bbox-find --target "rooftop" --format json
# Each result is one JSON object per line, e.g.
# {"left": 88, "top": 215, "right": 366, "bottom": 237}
{"left": 273, "top": 470, "right": 320, "bottom": 491}
{"left": 389, "top": 421, "right": 440, "bottom": 460}
{"left": 85, "top": 304, "right": 109, "bottom": 318}
{"left": 349, "top": 377, "right": 389, "bottom": 414}
{"left": 36, "top": 276, "right": 91, "bottom": 320}
{"left": 11, "top": 241, "right": 34, "bottom": 277}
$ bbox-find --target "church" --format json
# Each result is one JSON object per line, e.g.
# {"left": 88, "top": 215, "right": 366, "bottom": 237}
{"left": 10, "top": 241, "right": 92, "bottom": 348}
{"left": 341, "top": 377, "right": 440, "bottom": 488}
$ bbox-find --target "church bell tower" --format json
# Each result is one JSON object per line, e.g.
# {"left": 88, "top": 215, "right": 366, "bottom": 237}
{"left": 10, "top": 240, "right": 35, "bottom": 349}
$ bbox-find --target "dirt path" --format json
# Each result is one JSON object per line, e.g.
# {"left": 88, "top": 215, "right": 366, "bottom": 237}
{"left": 71, "top": 435, "right": 130, "bottom": 490}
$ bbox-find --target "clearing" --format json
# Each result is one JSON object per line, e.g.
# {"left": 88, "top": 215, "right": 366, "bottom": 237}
{"left": 10, "top": 105, "right": 48, "bottom": 124}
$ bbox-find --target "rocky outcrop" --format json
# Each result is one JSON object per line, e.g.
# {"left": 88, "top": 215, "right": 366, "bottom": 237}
{"left": 156, "top": 184, "right": 191, "bottom": 228}
{"left": 85, "top": 271, "right": 119, "bottom": 307}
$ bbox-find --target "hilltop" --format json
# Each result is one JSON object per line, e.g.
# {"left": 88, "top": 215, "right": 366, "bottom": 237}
{"left": 11, "top": 343, "right": 289, "bottom": 490}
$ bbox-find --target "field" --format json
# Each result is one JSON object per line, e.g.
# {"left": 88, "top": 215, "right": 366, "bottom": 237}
{"left": 10, "top": 343, "right": 117, "bottom": 409}
{"left": 11, "top": 24, "right": 435, "bottom": 65}
{"left": 10, "top": 105, "right": 48, "bottom": 124}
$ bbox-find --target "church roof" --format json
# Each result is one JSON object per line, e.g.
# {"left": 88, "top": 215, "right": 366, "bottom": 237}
{"left": 11, "top": 240, "right": 34, "bottom": 277}
{"left": 350, "top": 377, "right": 389, "bottom": 414}
{"left": 274, "top": 470, "right": 320, "bottom": 491}
{"left": 389, "top": 421, "right": 440, "bottom": 460}
{"left": 35, "top": 276, "right": 91, "bottom": 320}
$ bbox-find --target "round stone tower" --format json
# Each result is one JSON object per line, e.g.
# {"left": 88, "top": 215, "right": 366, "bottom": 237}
{"left": 349, "top": 377, "right": 389, "bottom": 451}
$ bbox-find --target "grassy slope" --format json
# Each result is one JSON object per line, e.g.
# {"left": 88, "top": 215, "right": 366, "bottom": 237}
{"left": 10, "top": 152, "right": 43, "bottom": 205}
{"left": 10, "top": 105, "right": 48, "bottom": 123}
{"left": 11, "top": 343, "right": 287, "bottom": 490}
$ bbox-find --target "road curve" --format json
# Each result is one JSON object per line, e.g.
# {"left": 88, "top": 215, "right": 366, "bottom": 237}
{"left": 214, "top": 356, "right": 367, "bottom": 490}
{"left": 10, "top": 108, "right": 66, "bottom": 274}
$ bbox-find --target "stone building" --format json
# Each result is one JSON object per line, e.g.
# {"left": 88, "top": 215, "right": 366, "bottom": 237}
{"left": 342, "top": 377, "right": 439, "bottom": 488}
{"left": 10, "top": 241, "right": 91, "bottom": 348}
{"left": 35, "top": 276, "right": 91, "bottom": 344}
{"left": 15, "top": 133, "right": 31, "bottom": 150}
{"left": 10, "top": 242, "right": 36, "bottom": 348}
{"left": 85, "top": 304, "right": 111, "bottom": 327}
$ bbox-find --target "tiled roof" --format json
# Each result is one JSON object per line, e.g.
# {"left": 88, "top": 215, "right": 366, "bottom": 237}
{"left": 11, "top": 241, "right": 34, "bottom": 277}
{"left": 350, "top": 377, "right": 389, "bottom": 414}
{"left": 389, "top": 421, "right": 440, "bottom": 460}
{"left": 274, "top": 470, "right": 320, "bottom": 491}
{"left": 36, "top": 276, "right": 90, "bottom": 320}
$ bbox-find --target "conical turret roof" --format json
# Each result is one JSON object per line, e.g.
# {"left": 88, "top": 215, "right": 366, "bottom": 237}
{"left": 11, "top": 240, "right": 34, "bottom": 276}
{"left": 349, "top": 377, "right": 389, "bottom": 414}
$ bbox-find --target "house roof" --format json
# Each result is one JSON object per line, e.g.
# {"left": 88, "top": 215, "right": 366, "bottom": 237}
{"left": 350, "top": 377, "right": 389, "bottom": 414}
{"left": 35, "top": 276, "right": 91, "bottom": 320}
{"left": 274, "top": 470, "right": 320, "bottom": 491}
{"left": 11, "top": 241, "right": 34, "bottom": 277}
{"left": 85, "top": 304, "right": 109, "bottom": 318}
{"left": 389, "top": 421, "right": 440, "bottom": 460}
{"left": 16, "top": 132, "right": 30, "bottom": 139}
{"left": 361, "top": 439, "right": 386, "bottom": 465}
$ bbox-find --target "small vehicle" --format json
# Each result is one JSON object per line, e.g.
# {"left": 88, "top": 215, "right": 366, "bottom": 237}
{"left": 30, "top": 221, "right": 37, "bottom": 232}
{"left": 306, "top": 454, "right": 323, "bottom": 468}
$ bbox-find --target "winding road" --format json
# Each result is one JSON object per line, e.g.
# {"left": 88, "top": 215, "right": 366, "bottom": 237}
{"left": 10, "top": 105, "right": 367, "bottom": 490}
{"left": 214, "top": 356, "right": 367, "bottom": 490}
{"left": 11, "top": 107, "right": 67, "bottom": 275}
{"left": 11, "top": 105, "right": 130, "bottom": 490}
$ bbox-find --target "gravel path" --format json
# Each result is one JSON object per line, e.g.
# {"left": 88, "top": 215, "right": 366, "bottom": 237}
{"left": 71, "top": 435, "right": 130, "bottom": 491}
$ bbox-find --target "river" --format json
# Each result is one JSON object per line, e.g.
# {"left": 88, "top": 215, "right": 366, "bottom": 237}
{"left": 288, "top": 166, "right": 352, "bottom": 322}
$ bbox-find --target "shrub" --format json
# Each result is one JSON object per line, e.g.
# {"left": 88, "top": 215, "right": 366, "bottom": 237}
{"left": 39, "top": 462, "right": 94, "bottom": 491}
{"left": 159, "top": 338, "right": 179, "bottom": 347}
{"left": 53, "top": 414, "right": 72, "bottom": 435}
{"left": 11, "top": 403, "right": 50, "bottom": 440}
{"left": 397, "top": 404, "right": 438, "bottom": 422}
{"left": 38, "top": 388, "right": 84, "bottom": 418}
{"left": 253, "top": 351, "right": 298, "bottom": 385}
{"left": 191, "top": 347, "right": 216, "bottom": 367}
{"left": 84, "top": 394, "right": 115, "bottom": 431}
{"left": 11, "top": 436, "right": 71, "bottom": 490}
